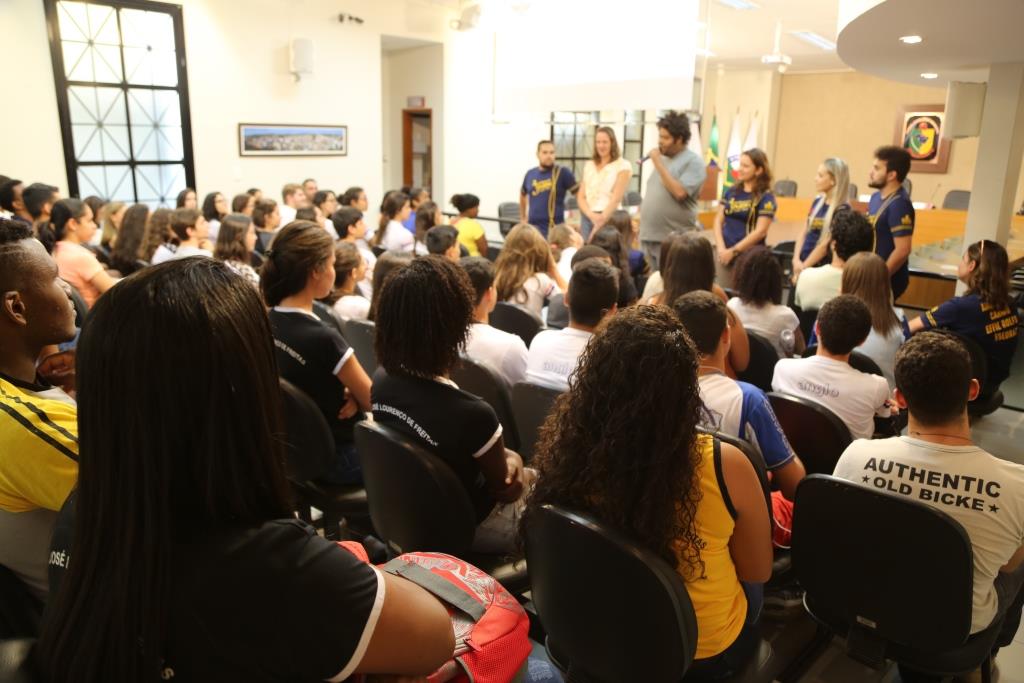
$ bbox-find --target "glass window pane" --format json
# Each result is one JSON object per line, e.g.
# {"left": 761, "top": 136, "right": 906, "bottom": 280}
{"left": 623, "top": 142, "right": 641, "bottom": 161}
{"left": 68, "top": 86, "right": 129, "bottom": 161}
{"left": 553, "top": 111, "right": 574, "bottom": 123}
{"left": 554, "top": 124, "right": 573, "bottom": 157}
{"left": 77, "top": 165, "right": 133, "bottom": 202}
{"left": 129, "top": 89, "right": 182, "bottom": 160}
{"left": 135, "top": 164, "right": 185, "bottom": 207}
{"left": 121, "top": 9, "right": 177, "bottom": 86}
{"left": 58, "top": 2, "right": 122, "bottom": 82}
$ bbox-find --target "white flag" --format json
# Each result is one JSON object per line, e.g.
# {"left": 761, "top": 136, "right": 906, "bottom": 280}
{"left": 689, "top": 119, "right": 703, "bottom": 159}
{"left": 724, "top": 111, "right": 743, "bottom": 189}
{"left": 744, "top": 111, "right": 761, "bottom": 151}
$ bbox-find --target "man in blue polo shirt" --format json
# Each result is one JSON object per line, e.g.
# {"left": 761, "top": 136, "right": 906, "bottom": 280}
{"left": 520, "top": 140, "right": 577, "bottom": 238}
{"left": 866, "top": 145, "right": 915, "bottom": 300}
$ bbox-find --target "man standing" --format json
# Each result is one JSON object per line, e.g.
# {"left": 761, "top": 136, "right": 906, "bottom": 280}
{"left": 866, "top": 146, "right": 915, "bottom": 300}
{"left": 520, "top": 140, "right": 577, "bottom": 238}
{"left": 638, "top": 111, "right": 707, "bottom": 271}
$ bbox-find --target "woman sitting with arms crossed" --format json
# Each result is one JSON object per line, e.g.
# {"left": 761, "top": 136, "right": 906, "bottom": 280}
{"left": 522, "top": 305, "right": 771, "bottom": 679}
{"left": 38, "top": 258, "right": 453, "bottom": 682}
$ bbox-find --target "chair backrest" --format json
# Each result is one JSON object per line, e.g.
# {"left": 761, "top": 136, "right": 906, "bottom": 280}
{"left": 902, "top": 177, "right": 913, "bottom": 198}
{"left": 340, "top": 319, "right": 377, "bottom": 377}
{"left": 565, "top": 195, "right": 579, "bottom": 211}
{"left": 0, "top": 638, "right": 35, "bottom": 683}
{"left": 67, "top": 285, "right": 88, "bottom": 328}
{"left": 774, "top": 179, "right": 798, "bottom": 197}
{"left": 451, "top": 357, "right": 520, "bottom": 451}
{"left": 356, "top": 420, "right": 477, "bottom": 556}
{"left": 486, "top": 244, "right": 502, "bottom": 262}
{"left": 698, "top": 429, "right": 771, "bottom": 512}
{"left": 256, "top": 230, "right": 274, "bottom": 253}
{"left": 795, "top": 307, "right": 819, "bottom": 345}
{"left": 793, "top": 475, "right": 974, "bottom": 654}
{"left": 278, "top": 378, "right": 335, "bottom": 482}
{"left": 312, "top": 300, "right": 344, "bottom": 336}
{"left": 848, "top": 183, "right": 859, "bottom": 200}
{"left": 545, "top": 292, "right": 568, "bottom": 330}
{"left": 511, "top": 382, "right": 562, "bottom": 463}
{"left": 498, "top": 201, "right": 520, "bottom": 236}
{"left": 736, "top": 332, "right": 780, "bottom": 392}
{"left": 801, "top": 345, "right": 885, "bottom": 378}
{"left": 623, "top": 190, "right": 642, "bottom": 207}
{"left": 768, "top": 392, "right": 852, "bottom": 474}
{"left": 524, "top": 504, "right": 698, "bottom": 682}
{"left": 0, "top": 567, "right": 41, "bottom": 640}
{"left": 942, "top": 189, "right": 971, "bottom": 210}
{"left": 490, "top": 302, "right": 543, "bottom": 347}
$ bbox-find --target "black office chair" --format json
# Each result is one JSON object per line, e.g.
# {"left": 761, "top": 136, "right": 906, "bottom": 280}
{"left": 945, "top": 331, "right": 1004, "bottom": 417}
{"left": 486, "top": 243, "right": 502, "bottom": 262}
{"left": 774, "top": 180, "right": 798, "bottom": 197}
{"left": 0, "top": 638, "right": 35, "bottom": 683}
{"left": 340, "top": 319, "right": 377, "bottom": 377}
{"left": 545, "top": 292, "right": 568, "bottom": 330}
{"left": 623, "top": 190, "right": 642, "bottom": 207}
{"left": 67, "top": 284, "right": 88, "bottom": 328}
{"left": 768, "top": 392, "right": 852, "bottom": 475}
{"left": 793, "top": 475, "right": 1003, "bottom": 680}
{"left": 848, "top": 183, "right": 859, "bottom": 201}
{"left": 490, "top": 302, "right": 544, "bottom": 347}
{"left": 279, "top": 379, "right": 369, "bottom": 540}
{"left": 498, "top": 201, "right": 520, "bottom": 237}
{"left": 565, "top": 196, "right": 579, "bottom": 211}
{"left": 902, "top": 177, "right": 913, "bottom": 198}
{"left": 451, "top": 357, "right": 520, "bottom": 451}
{"left": 250, "top": 250, "right": 265, "bottom": 269}
{"left": 771, "top": 240, "right": 797, "bottom": 281}
{"left": 355, "top": 421, "right": 528, "bottom": 593}
{"left": 794, "top": 307, "right": 818, "bottom": 345}
{"left": 312, "top": 300, "right": 344, "bottom": 337}
{"left": 942, "top": 190, "right": 971, "bottom": 210}
{"left": 737, "top": 332, "right": 780, "bottom": 392}
{"left": 0, "top": 568, "right": 41, "bottom": 640}
{"left": 511, "top": 382, "right": 562, "bottom": 463}
{"left": 801, "top": 345, "right": 885, "bottom": 377}
{"left": 256, "top": 230, "right": 274, "bottom": 254}
{"left": 524, "top": 504, "right": 699, "bottom": 682}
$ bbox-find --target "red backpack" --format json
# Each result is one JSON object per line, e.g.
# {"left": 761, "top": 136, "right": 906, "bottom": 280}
{"left": 340, "top": 543, "right": 531, "bottom": 683}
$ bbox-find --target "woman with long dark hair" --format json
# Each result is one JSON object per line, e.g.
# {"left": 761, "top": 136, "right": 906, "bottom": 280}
{"left": 713, "top": 148, "right": 776, "bottom": 267}
{"left": 201, "top": 191, "right": 228, "bottom": 240}
{"left": 590, "top": 225, "right": 639, "bottom": 306}
{"left": 47, "top": 198, "right": 118, "bottom": 306}
{"left": 522, "top": 305, "right": 771, "bottom": 678}
{"left": 841, "top": 252, "right": 904, "bottom": 387}
{"left": 370, "top": 191, "right": 413, "bottom": 252}
{"left": 175, "top": 187, "right": 197, "bottom": 210}
{"left": 213, "top": 212, "right": 259, "bottom": 285}
{"left": 37, "top": 258, "right": 453, "bottom": 682}
{"left": 109, "top": 203, "right": 150, "bottom": 275}
{"left": 727, "top": 246, "right": 804, "bottom": 357}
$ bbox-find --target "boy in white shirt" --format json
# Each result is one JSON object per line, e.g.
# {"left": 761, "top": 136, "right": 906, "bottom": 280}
{"left": 794, "top": 209, "right": 874, "bottom": 312}
{"left": 525, "top": 258, "right": 618, "bottom": 391}
{"left": 278, "top": 183, "right": 307, "bottom": 227}
{"left": 460, "top": 257, "right": 529, "bottom": 387}
{"left": 833, "top": 332, "right": 1024, "bottom": 666}
{"left": 772, "top": 294, "right": 893, "bottom": 440}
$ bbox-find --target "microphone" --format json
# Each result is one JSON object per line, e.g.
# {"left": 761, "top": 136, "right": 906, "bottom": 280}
{"left": 637, "top": 155, "right": 649, "bottom": 165}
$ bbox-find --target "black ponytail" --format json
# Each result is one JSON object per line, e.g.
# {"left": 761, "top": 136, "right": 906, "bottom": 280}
{"left": 40, "top": 198, "right": 86, "bottom": 253}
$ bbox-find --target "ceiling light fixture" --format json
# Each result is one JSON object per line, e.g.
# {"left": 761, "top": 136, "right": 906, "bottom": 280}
{"left": 715, "top": 0, "right": 759, "bottom": 10}
{"left": 921, "top": 72, "right": 939, "bottom": 79}
{"left": 790, "top": 31, "right": 836, "bottom": 51}
{"left": 899, "top": 35, "right": 923, "bottom": 44}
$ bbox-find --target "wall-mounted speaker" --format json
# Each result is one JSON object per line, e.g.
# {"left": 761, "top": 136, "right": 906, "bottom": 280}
{"left": 289, "top": 38, "right": 314, "bottom": 81}
{"left": 944, "top": 81, "right": 986, "bottom": 139}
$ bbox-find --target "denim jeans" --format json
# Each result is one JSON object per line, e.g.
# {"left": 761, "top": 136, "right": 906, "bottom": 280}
{"left": 683, "top": 582, "right": 764, "bottom": 681}
{"left": 319, "top": 440, "right": 362, "bottom": 485}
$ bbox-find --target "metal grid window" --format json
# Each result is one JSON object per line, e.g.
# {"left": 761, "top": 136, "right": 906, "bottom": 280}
{"left": 45, "top": 0, "right": 195, "bottom": 207}
{"left": 550, "top": 111, "right": 645, "bottom": 193}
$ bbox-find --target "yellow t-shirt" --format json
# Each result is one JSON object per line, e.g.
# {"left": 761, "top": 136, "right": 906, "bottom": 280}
{"left": 454, "top": 217, "right": 485, "bottom": 257}
{"left": 675, "top": 434, "right": 747, "bottom": 660}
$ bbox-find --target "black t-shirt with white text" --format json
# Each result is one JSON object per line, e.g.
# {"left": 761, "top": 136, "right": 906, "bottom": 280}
{"left": 371, "top": 368, "right": 503, "bottom": 521}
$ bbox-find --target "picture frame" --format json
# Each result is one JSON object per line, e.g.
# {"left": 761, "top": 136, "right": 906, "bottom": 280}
{"left": 238, "top": 123, "right": 347, "bottom": 157}
{"left": 894, "top": 105, "right": 950, "bottom": 174}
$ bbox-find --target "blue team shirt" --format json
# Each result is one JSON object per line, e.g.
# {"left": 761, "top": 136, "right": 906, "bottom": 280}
{"left": 868, "top": 188, "right": 915, "bottom": 298}
{"left": 800, "top": 199, "right": 844, "bottom": 261}
{"left": 721, "top": 187, "right": 776, "bottom": 249}
{"left": 401, "top": 212, "right": 416, "bottom": 234}
{"left": 698, "top": 373, "right": 796, "bottom": 471}
{"left": 915, "top": 293, "right": 1020, "bottom": 389}
{"left": 521, "top": 165, "right": 577, "bottom": 237}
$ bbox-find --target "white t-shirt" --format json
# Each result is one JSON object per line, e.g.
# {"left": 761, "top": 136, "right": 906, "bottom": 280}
{"left": 557, "top": 247, "right": 577, "bottom": 283}
{"left": 332, "top": 295, "right": 371, "bottom": 321}
{"left": 278, "top": 204, "right": 297, "bottom": 227}
{"left": 794, "top": 264, "right": 842, "bottom": 312}
{"left": 170, "top": 245, "right": 213, "bottom": 260}
{"left": 727, "top": 298, "right": 800, "bottom": 358}
{"left": 525, "top": 327, "right": 592, "bottom": 391}
{"left": 582, "top": 158, "right": 633, "bottom": 212}
{"left": 356, "top": 244, "right": 376, "bottom": 299}
{"left": 507, "top": 273, "right": 558, "bottom": 318}
{"left": 834, "top": 436, "right": 1024, "bottom": 633}
{"left": 464, "top": 322, "right": 529, "bottom": 388}
{"left": 856, "top": 311, "right": 905, "bottom": 389}
{"left": 151, "top": 243, "right": 177, "bottom": 265}
{"left": 772, "top": 355, "right": 891, "bottom": 440}
{"left": 207, "top": 219, "right": 221, "bottom": 242}
{"left": 381, "top": 220, "right": 414, "bottom": 253}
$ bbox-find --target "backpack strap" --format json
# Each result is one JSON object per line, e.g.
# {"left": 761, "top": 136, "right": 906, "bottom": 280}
{"left": 382, "top": 558, "right": 487, "bottom": 622}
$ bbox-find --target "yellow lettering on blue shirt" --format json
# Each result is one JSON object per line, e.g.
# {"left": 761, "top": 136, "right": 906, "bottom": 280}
{"left": 530, "top": 178, "right": 553, "bottom": 197}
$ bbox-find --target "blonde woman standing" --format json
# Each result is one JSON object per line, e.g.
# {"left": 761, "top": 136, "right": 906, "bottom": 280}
{"left": 793, "top": 158, "right": 850, "bottom": 279}
{"left": 577, "top": 126, "right": 633, "bottom": 240}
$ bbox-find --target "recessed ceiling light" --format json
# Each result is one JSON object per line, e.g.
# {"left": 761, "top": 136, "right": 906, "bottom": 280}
{"left": 716, "top": 0, "right": 759, "bottom": 10}
{"left": 899, "top": 35, "right": 923, "bottom": 44}
{"left": 790, "top": 31, "right": 836, "bottom": 51}
{"left": 921, "top": 72, "right": 939, "bottom": 79}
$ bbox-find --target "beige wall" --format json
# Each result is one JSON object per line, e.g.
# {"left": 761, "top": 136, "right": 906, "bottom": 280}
{"left": 382, "top": 44, "right": 444, "bottom": 197}
{"left": 701, "top": 68, "right": 782, "bottom": 160}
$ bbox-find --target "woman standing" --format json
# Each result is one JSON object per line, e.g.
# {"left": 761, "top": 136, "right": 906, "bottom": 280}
{"left": 793, "top": 158, "right": 850, "bottom": 279}
{"left": 713, "top": 149, "right": 776, "bottom": 269}
{"left": 577, "top": 126, "right": 633, "bottom": 240}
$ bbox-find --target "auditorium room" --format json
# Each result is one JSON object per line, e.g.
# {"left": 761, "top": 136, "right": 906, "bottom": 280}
{"left": 3, "top": 0, "right": 1024, "bottom": 680}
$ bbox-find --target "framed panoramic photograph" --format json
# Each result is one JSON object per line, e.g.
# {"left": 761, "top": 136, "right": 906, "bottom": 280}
{"left": 894, "top": 105, "right": 950, "bottom": 173}
{"left": 238, "top": 124, "right": 347, "bottom": 157}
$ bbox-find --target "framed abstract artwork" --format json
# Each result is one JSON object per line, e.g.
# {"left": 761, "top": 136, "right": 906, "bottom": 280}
{"left": 238, "top": 124, "right": 347, "bottom": 156}
{"left": 894, "top": 105, "right": 951, "bottom": 173}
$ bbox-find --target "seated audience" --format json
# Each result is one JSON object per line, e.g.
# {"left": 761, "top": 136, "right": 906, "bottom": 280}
{"left": 526, "top": 259, "right": 618, "bottom": 391}
{"left": 0, "top": 179, "right": 32, "bottom": 225}
{"left": 340, "top": 186, "right": 369, "bottom": 213}
{"left": 793, "top": 209, "right": 873, "bottom": 311}
{"left": 833, "top": 332, "right": 1024, "bottom": 656}
{"left": 414, "top": 201, "right": 443, "bottom": 256}
{"left": 590, "top": 225, "right": 639, "bottom": 306}
{"left": 83, "top": 196, "right": 106, "bottom": 245}
{"left": 371, "top": 192, "right": 414, "bottom": 253}
{"left": 372, "top": 256, "right": 528, "bottom": 552}
{"left": 97, "top": 200, "right": 126, "bottom": 251}
{"left": 494, "top": 223, "right": 568, "bottom": 317}
{"left": 728, "top": 246, "right": 804, "bottom": 358}
{"left": 278, "top": 183, "right": 306, "bottom": 226}
{"left": 328, "top": 242, "right": 370, "bottom": 321}
{"left": 772, "top": 295, "right": 893, "bottom": 440}
{"left": 674, "top": 291, "right": 806, "bottom": 500}
{"left": 175, "top": 187, "right": 197, "bottom": 209}
{"left": 546, "top": 245, "right": 612, "bottom": 330}
{"left": 650, "top": 232, "right": 750, "bottom": 376}
{"left": 450, "top": 194, "right": 487, "bottom": 257}
{"left": 38, "top": 257, "right": 453, "bottom": 681}
{"left": 213, "top": 213, "right": 259, "bottom": 286}
{"left": 23, "top": 183, "right": 60, "bottom": 228}
{"left": 143, "top": 208, "right": 175, "bottom": 264}
{"left": 333, "top": 206, "right": 375, "bottom": 298}
{"left": 252, "top": 198, "right": 281, "bottom": 253}
{"left": 368, "top": 252, "right": 414, "bottom": 321}
{"left": 303, "top": 177, "right": 318, "bottom": 199}
{"left": 262, "top": 222, "right": 372, "bottom": 484}
{"left": 403, "top": 187, "right": 430, "bottom": 234}
{"left": 0, "top": 218, "right": 78, "bottom": 600}
{"left": 548, "top": 223, "right": 581, "bottom": 282}
{"left": 166, "top": 208, "right": 212, "bottom": 260}
{"left": 48, "top": 199, "right": 118, "bottom": 307}
{"left": 426, "top": 225, "right": 460, "bottom": 262}
{"left": 313, "top": 190, "right": 339, "bottom": 238}
{"left": 906, "top": 239, "right": 1019, "bottom": 392}
{"left": 201, "top": 191, "right": 228, "bottom": 240}
{"left": 108, "top": 203, "right": 150, "bottom": 275}
{"left": 842, "top": 252, "right": 905, "bottom": 388}
{"left": 523, "top": 305, "right": 771, "bottom": 678}
{"left": 605, "top": 209, "right": 648, "bottom": 288}
{"left": 460, "top": 256, "right": 529, "bottom": 387}
{"left": 231, "top": 193, "right": 255, "bottom": 216}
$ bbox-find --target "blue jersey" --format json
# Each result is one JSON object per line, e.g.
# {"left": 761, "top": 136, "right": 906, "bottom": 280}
{"left": 722, "top": 187, "right": 776, "bottom": 249}
{"left": 401, "top": 212, "right": 416, "bottom": 234}
{"left": 916, "top": 293, "right": 1020, "bottom": 389}
{"left": 521, "top": 165, "right": 577, "bottom": 237}
{"left": 801, "top": 199, "right": 842, "bottom": 261}
{"left": 868, "top": 188, "right": 915, "bottom": 298}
